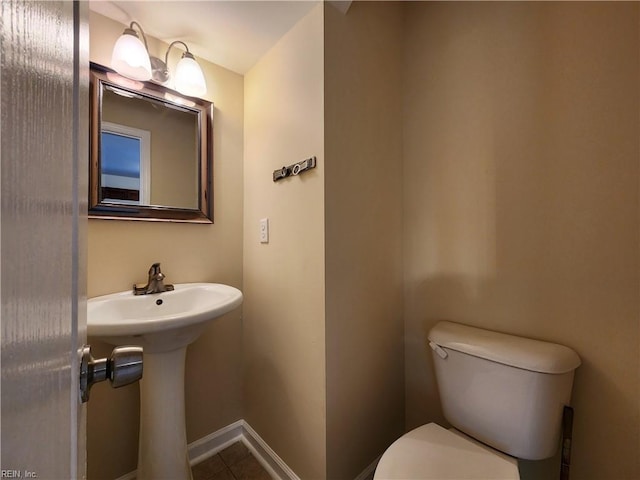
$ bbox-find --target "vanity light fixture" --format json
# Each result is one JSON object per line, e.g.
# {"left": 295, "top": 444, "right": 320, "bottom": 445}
{"left": 111, "top": 22, "right": 207, "bottom": 97}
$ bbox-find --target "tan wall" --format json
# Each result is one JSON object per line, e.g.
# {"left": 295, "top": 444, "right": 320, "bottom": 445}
{"left": 403, "top": 2, "right": 639, "bottom": 480}
{"left": 324, "top": 2, "right": 405, "bottom": 479}
{"left": 88, "top": 12, "right": 244, "bottom": 479}
{"left": 243, "top": 5, "right": 327, "bottom": 479}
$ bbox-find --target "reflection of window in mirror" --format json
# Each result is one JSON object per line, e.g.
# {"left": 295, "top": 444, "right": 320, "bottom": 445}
{"left": 102, "top": 86, "right": 199, "bottom": 209}
{"left": 101, "top": 122, "right": 151, "bottom": 205}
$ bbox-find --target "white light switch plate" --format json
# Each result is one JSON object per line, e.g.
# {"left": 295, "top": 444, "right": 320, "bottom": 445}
{"left": 259, "top": 218, "right": 269, "bottom": 243}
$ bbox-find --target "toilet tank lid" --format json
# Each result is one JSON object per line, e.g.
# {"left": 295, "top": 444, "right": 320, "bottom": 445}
{"left": 428, "top": 321, "right": 581, "bottom": 374}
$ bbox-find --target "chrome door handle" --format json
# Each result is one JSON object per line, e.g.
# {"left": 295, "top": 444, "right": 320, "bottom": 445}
{"left": 80, "top": 345, "right": 143, "bottom": 403}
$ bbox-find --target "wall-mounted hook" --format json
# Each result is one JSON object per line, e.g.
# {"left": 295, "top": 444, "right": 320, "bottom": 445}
{"left": 273, "top": 156, "right": 317, "bottom": 182}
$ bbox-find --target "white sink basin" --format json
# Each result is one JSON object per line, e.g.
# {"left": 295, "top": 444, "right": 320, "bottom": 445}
{"left": 88, "top": 282, "right": 243, "bottom": 352}
{"left": 87, "top": 282, "right": 243, "bottom": 480}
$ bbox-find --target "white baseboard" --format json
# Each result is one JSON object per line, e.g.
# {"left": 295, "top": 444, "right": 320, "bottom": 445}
{"left": 114, "top": 470, "right": 136, "bottom": 480}
{"left": 188, "top": 419, "right": 245, "bottom": 466}
{"left": 113, "top": 419, "right": 298, "bottom": 480}
{"left": 354, "top": 455, "right": 381, "bottom": 480}
{"left": 241, "top": 421, "right": 300, "bottom": 480}
{"left": 113, "top": 419, "right": 376, "bottom": 480}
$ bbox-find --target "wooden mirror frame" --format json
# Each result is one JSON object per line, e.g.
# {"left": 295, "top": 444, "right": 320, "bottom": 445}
{"left": 89, "top": 62, "right": 213, "bottom": 223}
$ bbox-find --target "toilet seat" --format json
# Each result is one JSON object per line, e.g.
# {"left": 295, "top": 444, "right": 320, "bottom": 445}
{"left": 374, "top": 423, "right": 520, "bottom": 479}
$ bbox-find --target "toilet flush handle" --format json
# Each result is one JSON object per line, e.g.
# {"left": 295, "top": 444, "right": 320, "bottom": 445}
{"left": 429, "top": 341, "right": 448, "bottom": 359}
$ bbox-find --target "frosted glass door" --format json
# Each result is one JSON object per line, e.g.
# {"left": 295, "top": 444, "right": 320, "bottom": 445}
{"left": 1, "top": 1, "right": 88, "bottom": 478}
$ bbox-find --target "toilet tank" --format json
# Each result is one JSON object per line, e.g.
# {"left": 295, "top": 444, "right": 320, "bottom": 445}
{"left": 428, "top": 321, "right": 581, "bottom": 460}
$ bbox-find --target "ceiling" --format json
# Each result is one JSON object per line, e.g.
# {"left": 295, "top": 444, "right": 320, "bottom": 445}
{"left": 89, "top": 1, "right": 321, "bottom": 74}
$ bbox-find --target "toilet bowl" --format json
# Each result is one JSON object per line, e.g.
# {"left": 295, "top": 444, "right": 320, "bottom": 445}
{"left": 374, "top": 321, "right": 580, "bottom": 480}
{"left": 374, "top": 423, "right": 519, "bottom": 479}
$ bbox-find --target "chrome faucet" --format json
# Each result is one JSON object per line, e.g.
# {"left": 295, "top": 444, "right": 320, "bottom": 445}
{"left": 133, "top": 263, "right": 174, "bottom": 295}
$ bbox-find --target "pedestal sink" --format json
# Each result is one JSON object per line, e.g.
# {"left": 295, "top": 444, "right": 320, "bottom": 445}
{"left": 88, "top": 283, "right": 243, "bottom": 480}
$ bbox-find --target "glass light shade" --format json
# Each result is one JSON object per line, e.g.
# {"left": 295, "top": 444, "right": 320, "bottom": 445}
{"left": 111, "top": 32, "right": 152, "bottom": 81}
{"left": 174, "top": 54, "right": 207, "bottom": 97}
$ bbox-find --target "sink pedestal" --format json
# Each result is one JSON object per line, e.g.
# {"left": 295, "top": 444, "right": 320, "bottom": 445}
{"left": 137, "top": 347, "right": 192, "bottom": 480}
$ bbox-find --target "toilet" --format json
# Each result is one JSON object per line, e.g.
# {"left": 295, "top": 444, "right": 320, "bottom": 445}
{"left": 375, "top": 321, "right": 581, "bottom": 479}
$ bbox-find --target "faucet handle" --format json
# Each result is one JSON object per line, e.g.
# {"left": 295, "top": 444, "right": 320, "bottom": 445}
{"left": 149, "top": 263, "right": 162, "bottom": 276}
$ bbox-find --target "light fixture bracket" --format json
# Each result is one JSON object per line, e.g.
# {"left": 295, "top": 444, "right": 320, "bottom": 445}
{"left": 150, "top": 56, "right": 170, "bottom": 85}
{"left": 127, "top": 22, "right": 149, "bottom": 50}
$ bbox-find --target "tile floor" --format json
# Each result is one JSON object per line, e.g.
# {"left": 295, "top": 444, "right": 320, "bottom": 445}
{"left": 192, "top": 441, "right": 272, "bottom": 480}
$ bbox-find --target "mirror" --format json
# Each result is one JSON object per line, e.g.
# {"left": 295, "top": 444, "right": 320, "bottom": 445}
{"left": 89, "top": 62, "right": 213, "bottom": 223}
